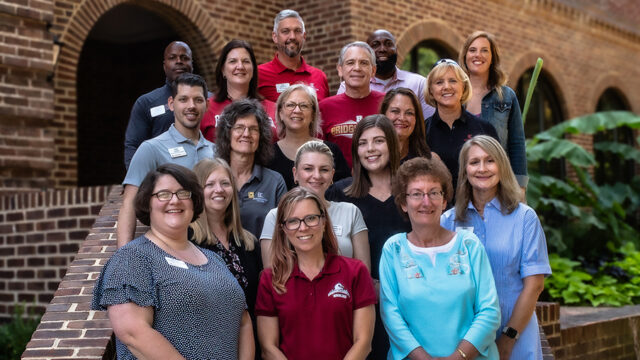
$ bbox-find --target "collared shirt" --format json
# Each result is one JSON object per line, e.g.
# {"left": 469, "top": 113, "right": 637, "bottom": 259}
{"left": 258, "top": 54, "right": 330, "bottom": 102}
{"left": 441, "top": 199, "right": 551, "bottom": 360}
{"left": 255, "top": 254, "right": 376, "bottom": 360}
{"left": 237, "top": 164, "right": 287, "bottom": 239}
{"left": 337, "top": 67, "right": 435, "bottom": 119}
{"left": 124, "top": 81, "right": 175, "bottom": 169}
{"left": 123, "top": 124, "right": 216, "bottom": 187}
{"left": 200, "top": 98, "right": 278, "bottom": 143}
{"left": 425, "top": 110, "right": 498, "bottom": 190}
{"left": 319, "top": 91, "right": 386, "bottom": 168}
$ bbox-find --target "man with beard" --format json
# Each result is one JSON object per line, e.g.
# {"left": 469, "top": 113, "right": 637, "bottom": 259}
{"left": 124, "top": 41, "right": 194, "bottom": 170}
{"left": 338, "top": 30, "right": 435, "bottom": 119}
{"left": 258, "top": 9, "right": 330, "bottom": 102}
{"left": 117, "top": 73, "right": 216, "bottom": 247}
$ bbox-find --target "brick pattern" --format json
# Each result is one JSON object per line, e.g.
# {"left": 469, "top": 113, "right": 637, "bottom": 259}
{"left": 0, "top": 186, "right": 110, "bottom": 322}
{"left": 0, "top": 0, "right": 55, "bottom": 193}
{"left": 555, "top": 316, "right": 640, "bottom": 359}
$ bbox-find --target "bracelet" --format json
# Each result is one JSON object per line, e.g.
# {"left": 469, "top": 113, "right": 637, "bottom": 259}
{"left": 456, "top": 347, "right": 467, "bottom": 359}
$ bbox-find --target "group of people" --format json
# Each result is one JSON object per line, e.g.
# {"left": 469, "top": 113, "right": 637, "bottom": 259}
{"left": 92, "top": 8, "right": 550, "bottom": 360}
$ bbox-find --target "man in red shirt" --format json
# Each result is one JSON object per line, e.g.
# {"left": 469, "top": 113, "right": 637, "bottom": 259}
{"left": 320, "top": 42, "right": 385, "bottom": 168}
{"left": 258, "top": 10, "right": 330, "bottom": 102}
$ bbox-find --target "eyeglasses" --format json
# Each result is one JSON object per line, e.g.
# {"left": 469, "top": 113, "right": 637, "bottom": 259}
{"left": 434, "top": 58, "right": 459, "bottom": 67}
{"left": 284, "top": 102, "right": 312, "bottom": 112}
{"left": 231, "top": 125, "right": 260, "bottom": 135}
{"left": 152, "top": 190, "right": 192, "bottom": 202}
{"left": 405, "top": 190, "right": 444, "bottom": 202}
{"left": 281, "top": 214, "right": 323, "bottom": 231}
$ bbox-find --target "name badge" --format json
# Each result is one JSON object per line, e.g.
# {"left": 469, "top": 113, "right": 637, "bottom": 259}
{"left": 333, "top": 225, "right": 343, "bottom": 236}
{"left": 150, "top": 105, "right": 166, "bottom": 117}
{"left": 165, "top": 257, "right": 188, "bottom": 269}
{"left": 168, "top": 146, "right": 187, "bottom": 158}
{"left": 456, "top": 226, "right": 474, "bottom": 233}
{"left": 276, "top": 83, "right": 290, "bottom": 93}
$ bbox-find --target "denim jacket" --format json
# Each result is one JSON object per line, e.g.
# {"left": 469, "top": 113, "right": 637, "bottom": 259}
{"left": 480, "top": 86, "right": 528, "bottom": 187}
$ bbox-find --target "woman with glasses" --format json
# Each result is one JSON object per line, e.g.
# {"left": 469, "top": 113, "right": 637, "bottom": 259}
{"left": 92, "top": 164, "right": 254, "bottom": 360}
{"left": 266, "top": 84, "right": 349, "bottom": 190}
{"left": 201, "top": 40, "right": 277, "bottom": 142}
{"left": 216, "top": 98, "right": 287, "bottom": 240}
{"left": 255, "top": 187, "right": 376, "bottom": 360}
{"left": 260, "top": 140, "right": 370, "bottom": 270}
{"left": 425, "top": 59, "right": 498, "bottom": 192}
{"left": 325, "top": 114, "right": 411, "bottom": 359}
{"left": 380, "top": 157, "right": 500, "bottom": 360}
{"left": 379, "top": 87, "right": 434, "bottom": 163}
{"left": 442, "top": 136, "right": 550, "bottom": 360}
{"left": 460, "top": 32, "right": 528, "bottom": 193}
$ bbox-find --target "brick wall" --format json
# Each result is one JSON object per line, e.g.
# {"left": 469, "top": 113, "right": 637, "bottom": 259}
{"left": 0, "top": 186, "right": 111, "bottom": 322}
{"left": 0, "top": 0, "right": 55, "bottom": 194}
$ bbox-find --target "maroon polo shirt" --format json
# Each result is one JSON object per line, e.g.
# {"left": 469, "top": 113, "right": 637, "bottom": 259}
{"left": 258, "top": 54, "right": 330, "bottom": 102}
{"left": 255, "top": 254, "right": 376, "bottom": 359}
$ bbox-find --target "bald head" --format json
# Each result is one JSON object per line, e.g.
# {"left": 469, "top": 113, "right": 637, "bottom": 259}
{"left": 163, "top": 41, "right": 193, "bottom": 82}
{"left": 366, "top": 30, "right": 397, "bottom": 78}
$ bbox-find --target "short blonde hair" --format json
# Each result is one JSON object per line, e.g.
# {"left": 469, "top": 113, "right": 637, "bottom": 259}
{"left": 425, "top": 60, "right": 472, "bottom": 107}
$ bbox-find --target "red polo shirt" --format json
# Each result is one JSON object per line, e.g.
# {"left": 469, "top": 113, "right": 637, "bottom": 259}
{"left": 319, "top": 91, "right": 385, "bottom": 168}
{"left": 200, "top": 98, "right": 278, "bottom": 143}
{"left": 255, "top": 254, "right": 376, "bottom": 360}
{"left": 258, "top": 54, "right": 330, "bottom": 102}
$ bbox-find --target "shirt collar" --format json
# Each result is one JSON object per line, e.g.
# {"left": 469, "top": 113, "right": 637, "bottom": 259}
{"left": 467, "top": 197, "right": 502, "bottom": 212}
{"left": 291, "top": 253, "right": 341, "bottom": 280}
{"left": 371, "top": 66, "right": 402, "bottom": 86}
{"left": 167, "top": 124, "right": 205, "bottom": 146}
{"left": 272, "top": 53, "right": 311, "bottom": 74}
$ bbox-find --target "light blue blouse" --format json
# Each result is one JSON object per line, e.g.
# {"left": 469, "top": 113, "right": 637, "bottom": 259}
{"left": 441, "top": 198, "right": 552, "bottom": 360}
{"left": 379, "top": 231, "right": 500, "bottom": 359}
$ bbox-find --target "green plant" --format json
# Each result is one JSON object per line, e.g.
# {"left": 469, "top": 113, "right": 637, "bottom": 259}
{"left": 526, "top": 111, "right": 640, "bottom": 258}
{"left": 543, "top": 243, "right": 640, "bottom": 306}
{"left": 0, "top": 304, "right": 41, "bottom": 360}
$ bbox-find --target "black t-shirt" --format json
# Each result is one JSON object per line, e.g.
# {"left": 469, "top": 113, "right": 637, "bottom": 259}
{"left": 326, "top": 177, "right": 411, "bottom": 280}
{"left": 425, "top": 109, "right": 498, "bottom": 190}
{"left": 267, "top": 140, "right": 351, "bottom": 190}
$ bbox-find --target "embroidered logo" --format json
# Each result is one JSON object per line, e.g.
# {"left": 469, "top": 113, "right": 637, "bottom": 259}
{"left": 248, "top": 191, "right": 267, "bottom": 203}
{"left": 328, "top": 283, "right": 350, "bottom": 299}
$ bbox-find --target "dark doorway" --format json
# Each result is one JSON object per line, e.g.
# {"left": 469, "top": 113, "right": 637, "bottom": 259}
{"left": 77, "top": 4, "right": 200, "bottom": 186}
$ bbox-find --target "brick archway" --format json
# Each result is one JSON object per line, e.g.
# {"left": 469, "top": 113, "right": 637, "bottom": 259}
{"left": 395, "top": 19, "right": 465, "bottom": 64}
{"left": 590, "top": 73, "right": 635, "bottom": 113}
{"left": 508, "top": 50, "right": 570, "bottom": 121}
{"left": 51, "top": 0, "right": 226, "bottom": 188}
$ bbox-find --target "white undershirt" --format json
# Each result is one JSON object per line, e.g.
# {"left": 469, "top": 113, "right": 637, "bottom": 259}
{"left": 407, "top": 233, "right": 456, "bottom": 266}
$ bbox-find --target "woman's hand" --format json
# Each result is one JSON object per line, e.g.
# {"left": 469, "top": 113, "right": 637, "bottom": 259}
{"left": 108, "top": 302, "right": 185, "bottom": 360}
{"left": 496, "top": 335, "right": 516, "bottom": 360}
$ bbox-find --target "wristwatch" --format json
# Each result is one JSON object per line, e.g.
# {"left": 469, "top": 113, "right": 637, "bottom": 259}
{"left": 502, "top": 326, "right": 519, "bottom": 340}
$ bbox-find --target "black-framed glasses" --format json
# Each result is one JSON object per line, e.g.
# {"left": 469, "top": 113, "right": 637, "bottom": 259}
{"left": 434, "top": 58, "right": 459, "bottom": 67}
{"left": 281, "top": 214, "right": 324, "bottom": 231}
{"left": 284, "top": 102, "right": 312, "bottom": 112}
{"left": 405, "top": 190, "right": 444, "bottom": 202}
{"left": 152, "top": 190, "right": 192, "bottom": 202}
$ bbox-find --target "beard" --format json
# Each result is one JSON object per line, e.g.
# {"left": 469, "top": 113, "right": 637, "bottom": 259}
{"left": 279, "top": 40, "right": 302, "bottom": 58}
{"left": 376, "top": 53, "right": 397, "bottom": 76}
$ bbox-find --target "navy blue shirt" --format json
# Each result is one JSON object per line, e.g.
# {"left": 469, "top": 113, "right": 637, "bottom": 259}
{"left": 425, "top": 109, "right": 499, "bottom": 191}
{"left": 124, "top": 81, "right": 175, "bottom": 169}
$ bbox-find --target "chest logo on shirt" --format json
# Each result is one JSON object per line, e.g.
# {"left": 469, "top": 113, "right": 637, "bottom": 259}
{"left": 330, "top": 117, "right": 362, "bottom": 138}
{"left": 328, "top": 282, "right": 350, "bottom": 299}
{"left": 247, "top": 191, "right": 267, "bottom": 203}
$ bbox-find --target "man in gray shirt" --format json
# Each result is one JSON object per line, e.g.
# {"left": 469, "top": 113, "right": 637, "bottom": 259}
{"left": 117, "top": 73, "right": 215, "bottom": 247}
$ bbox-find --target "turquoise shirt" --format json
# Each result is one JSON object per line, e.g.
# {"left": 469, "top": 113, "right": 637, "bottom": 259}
{"left": 379, "top": 231, "right": 500, "bottom": 359}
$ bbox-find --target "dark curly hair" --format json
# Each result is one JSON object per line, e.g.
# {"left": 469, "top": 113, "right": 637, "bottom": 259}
{"left": 134, "top": 164, "right": 204, "bottom": 226}
{"left": 215, "top": 98, "right": 274, "bottom": 166}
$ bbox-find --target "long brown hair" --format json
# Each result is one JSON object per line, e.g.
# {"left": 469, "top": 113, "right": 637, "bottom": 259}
{"left": 191, "top": 158, "right": 256, "bottom": 250}
{"left": 270, "top": 187, "right": 339, "bottom": 294}
{"left": 380, "top": 88, "right": 432, "bottom": 159}
{"left": 455, "top": 135, "right": 521, "bottom": 221}
{"left": 345, "top": 114, "right": 400, "bottom": 198}
{"left": 459, "top": 31, "right": 507, "bottom": 100}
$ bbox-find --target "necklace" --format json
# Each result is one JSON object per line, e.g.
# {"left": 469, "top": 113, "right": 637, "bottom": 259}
{"left": 147, "top": 231, "right": 205, "bottom": 267}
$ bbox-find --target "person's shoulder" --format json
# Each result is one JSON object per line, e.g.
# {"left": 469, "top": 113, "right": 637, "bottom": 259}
{"left": 333, "top": 177, "right": 353, "bottom": 191}
{"left": 397, "top": 68, "right": 426, "bottom": 81}
{"left": 382, "top": 232, "right": 406, "bottom": 249}
{"left": 500, "top": 85, "right": 517, "bottom": 99}
{"left": 441, "top": 206, "right": 456, "bottom": 222}
{"left": 371, "top": 90, "right": 386, "bottom": 100}
{"left": 319, "top": 93, "right": 345, "bottom": 106}
{"left": 331, "top": 254, "right": 367, "bottom": 272}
